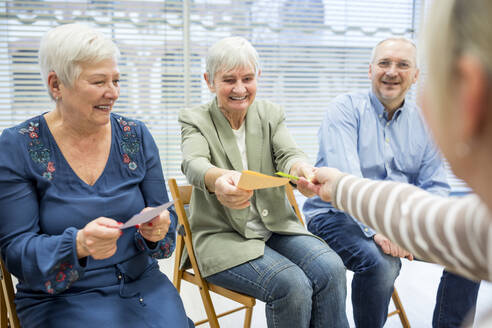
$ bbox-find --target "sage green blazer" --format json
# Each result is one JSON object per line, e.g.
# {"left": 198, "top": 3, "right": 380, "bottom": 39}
{"left": 179, "top": 98, "right": 314, "bottom": 277}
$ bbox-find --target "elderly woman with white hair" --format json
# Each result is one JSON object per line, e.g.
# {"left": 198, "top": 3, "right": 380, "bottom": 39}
{"left": 300, "top": 0, "right": 492, "bottom": 325}
{"left": 0, "top": 24, "right": 193, "bottom": 327}
{"left": 179, "top": 36, "right": 349, "bottom": 328}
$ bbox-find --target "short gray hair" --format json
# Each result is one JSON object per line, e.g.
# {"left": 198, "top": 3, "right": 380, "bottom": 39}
{"left": 205, "top": 36, "right": 260, "bottom": 85}
{"left": 39, "top": 23, "right": 120, "bottom": 98}
{"left": 424, "top": 0, "right": 492, "bottom": 114}
{"left": 370, "top": 37, "right": 418, "bottom": 67}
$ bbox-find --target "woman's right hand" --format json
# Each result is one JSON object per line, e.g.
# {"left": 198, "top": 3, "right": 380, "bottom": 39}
{"left": 76, "top": 217, "right": 122, "bottom": 259}
{"left": 215, "top": 171, "right": 253, "bottom": 209}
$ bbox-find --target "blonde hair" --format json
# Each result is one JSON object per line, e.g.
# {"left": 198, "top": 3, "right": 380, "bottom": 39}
{"left": 39, "top": 23, "right": 120, "bottom": 99}
{"left": 205, "top": 37, "right": 260, "bottom": 86}
{"left": 424, "top": 0, "right": 492, "bottom": 114}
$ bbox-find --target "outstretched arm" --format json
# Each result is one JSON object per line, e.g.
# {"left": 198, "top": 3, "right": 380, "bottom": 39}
{"left": 301, "top": 170, "right": 490, "bottom": 281}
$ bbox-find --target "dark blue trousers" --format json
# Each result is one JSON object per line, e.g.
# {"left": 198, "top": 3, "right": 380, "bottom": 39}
{"left": 433, "top": 270, "right": 481, "bottom": 328}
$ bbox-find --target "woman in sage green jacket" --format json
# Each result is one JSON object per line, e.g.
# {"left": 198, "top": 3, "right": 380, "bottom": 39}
{"left": 179, "top": 37, "right": 349, "bottom": 328}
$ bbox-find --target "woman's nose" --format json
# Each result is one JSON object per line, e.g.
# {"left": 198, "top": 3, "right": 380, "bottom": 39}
{"left": 232, "top": 83, "right": 246, "bottom": 93}
{"left": 105, "top": 83, "right": 120, "bottom": 99}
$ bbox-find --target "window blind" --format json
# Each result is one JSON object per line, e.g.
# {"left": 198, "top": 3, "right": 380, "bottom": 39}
{"left": 3, "top": 0, "right": 467, "bottom": 193}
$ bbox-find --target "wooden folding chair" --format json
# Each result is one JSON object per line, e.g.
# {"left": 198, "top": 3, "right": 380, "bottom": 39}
{"left": 169, "top": 178, "right": 256, "bottom": 328}
{"left": 388, "top": 287, "right": 411, "bottom": 327}
{"left": 0, "top": 257, "right": 20, "bottom": 328}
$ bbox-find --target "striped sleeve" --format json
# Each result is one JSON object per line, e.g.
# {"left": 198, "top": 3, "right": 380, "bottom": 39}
{"left": 332, "top": 174, "right": 492, "bottom": 282}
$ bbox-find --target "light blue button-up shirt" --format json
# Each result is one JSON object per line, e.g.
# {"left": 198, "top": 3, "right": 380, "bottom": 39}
{"left": 303, "top": 89, "right": 450, "bottom": 237}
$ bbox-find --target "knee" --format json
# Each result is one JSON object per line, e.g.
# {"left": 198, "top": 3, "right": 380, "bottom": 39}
{"left": 267, "top": 265, "right": 313, "bottom": 307}
{"left": 315, "top": 250, "right": 347, "bottom": 288}
{"left": 366, "top": 255, "right": 401, "bottom": 284}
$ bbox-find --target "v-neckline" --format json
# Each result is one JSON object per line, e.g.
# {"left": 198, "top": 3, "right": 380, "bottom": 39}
{"left": 41, "top": 114, "right": 114, "bottom": 188}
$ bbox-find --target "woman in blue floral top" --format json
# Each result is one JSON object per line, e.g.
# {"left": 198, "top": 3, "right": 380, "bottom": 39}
{"left": 0, "top": 23, "right": 193, "bottom": 327}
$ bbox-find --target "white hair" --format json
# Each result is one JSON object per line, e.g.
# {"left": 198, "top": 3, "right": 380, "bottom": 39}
{"left": 205, "top": 36, "right": 260, "bottom": 85}
{"left": 38, "top": 23, "right": 120, "bottom": 99}
{"left": 424, "top": 0, "right": 492, "bottom": 114}
{"left": 370, "top": 37, "right": 418, "bottom": 67}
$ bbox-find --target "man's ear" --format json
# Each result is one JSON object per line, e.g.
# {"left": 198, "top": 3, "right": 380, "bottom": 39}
{"left": 456, "top": 56, "right": 489, "bottom": 139}
{"left": 368, "top": 64, "right": 373, "bottom": 80}
{"left": 47, "top": 71, "right": 62, "bottom": 99}
{"left": 204, "top": 73, "right": 215, "bottom": 93}
{"left": 412, "top": 68, "right": 420, "bottom": 84}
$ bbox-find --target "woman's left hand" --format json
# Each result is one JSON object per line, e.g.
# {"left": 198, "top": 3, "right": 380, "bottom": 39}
{"left": 137, "top": 208, "right": 171, "bottom": 243}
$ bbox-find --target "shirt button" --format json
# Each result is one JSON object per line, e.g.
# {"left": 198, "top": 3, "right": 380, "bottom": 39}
{"left": 261, "top": 209, "right": 269, "bottom": 217}
{"left": 364, "top": 228, "right": 369, "bottom": 232}
{"left": 118, "top": 274, "right": 122, "bottom": 280}
{"left": 386, "top": 122, "right": 390, "bottom": 126}
{"left": 379, "top": 114, "right": 382, "bottom": 118}
{"left": 386, "top": 137, "right": 390, "bottom": 143}
{"left": 139, "top": 297, "right": 144, "bottom": 302}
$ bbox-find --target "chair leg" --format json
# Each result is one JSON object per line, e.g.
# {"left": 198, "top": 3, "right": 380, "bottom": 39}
{"left": 392, "top": 289, "right": 411, "bottom": 328}
{"left": 198, "top": 284, "right": 220, "bottom": 328}
{"left": 243, "top": 306, "right": 253, "bottom": 328}
{"left": 1, "top": 290, "right": 7, "bottom": 328}
{"left": 173, "top": 235, "right": 184, "bottom": 293}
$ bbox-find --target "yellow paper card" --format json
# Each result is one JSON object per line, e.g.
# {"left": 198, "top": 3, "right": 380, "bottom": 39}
{"left": 237, "top": 170, "right": 289, "bottom": 191}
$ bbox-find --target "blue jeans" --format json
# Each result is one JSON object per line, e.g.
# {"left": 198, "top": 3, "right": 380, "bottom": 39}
{"left": 433, "top": 270, "right": 481, "bottom": 328}
{"left": 308, "top": 212, "right": 401, "bottom": 328}
{"left": 206, "top": 233, "right": 349, "bottom": 328}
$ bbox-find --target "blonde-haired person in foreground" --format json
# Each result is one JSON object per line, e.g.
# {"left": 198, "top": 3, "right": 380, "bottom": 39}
{"left": 299, "top": 0, "right": 492, "bottom": 326}
{"left": 0, "top": 24, "right": 192, "bottom": 327}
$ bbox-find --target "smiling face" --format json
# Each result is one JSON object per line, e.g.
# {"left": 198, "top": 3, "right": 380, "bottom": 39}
{"left": 206, "top": 66, "right": 258, "bottom": 117}
{"left": 58, "top": 58, "right": 120, "bottom": 128}
{"left": 369, "top": 39, "right": 419, "bottom": 111}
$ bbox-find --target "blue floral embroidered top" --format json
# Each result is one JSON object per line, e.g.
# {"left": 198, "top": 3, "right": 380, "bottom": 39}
{"left": 0, "top": 113, "right": 176, "bottom": 302}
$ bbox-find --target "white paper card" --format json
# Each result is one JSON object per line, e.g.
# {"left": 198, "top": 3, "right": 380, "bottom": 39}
{"left": 120, "top": 201, "right": 174, "bottom": 229}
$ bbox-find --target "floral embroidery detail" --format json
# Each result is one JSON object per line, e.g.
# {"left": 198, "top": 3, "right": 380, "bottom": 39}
{"left": 151, "top": 237, "right": 174, "bottom": 259}
{"left": 19, "top": 121, "right": 56, "bottom": 180}
{"left": 136, "top": 238, "right": 145, "bottom": 251}
{"left": 56, "top": 271, "right": 66, "bottom": 282}
{"left": 117, "top": 117, "right": 139, "bottom": 171}
{"left": 134, "top": 234, "right": 174, "bottom": 259}
{"left": 45, "top": 281, "right": 54, "bottom": 294}
{"left": 47, "top": 161, "right": 55, "bottom": 172}
{"left": 44, "top": 260, "right": 79, "bottom": 294}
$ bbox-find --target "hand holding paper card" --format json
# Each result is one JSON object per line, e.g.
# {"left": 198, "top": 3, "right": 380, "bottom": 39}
{"left": 120, "top": 201, "right": 174, "bottom": 229}
{"left": 237, "top": 170, "right": 289, "bottom": 190}
{"left": 275, "top": 171, "right": 299, "bottom": 180}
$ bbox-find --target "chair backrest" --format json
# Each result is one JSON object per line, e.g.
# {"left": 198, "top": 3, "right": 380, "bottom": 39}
{"left": 168, "top": 179, "right": 199, "bottom": 274}
{"left": 0, "top": 257, "right": 20, "bottom": 328}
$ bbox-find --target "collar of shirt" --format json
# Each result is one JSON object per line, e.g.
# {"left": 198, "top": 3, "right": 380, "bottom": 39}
{"left": 368, "top": 90, "right": 405, "bottom": 122}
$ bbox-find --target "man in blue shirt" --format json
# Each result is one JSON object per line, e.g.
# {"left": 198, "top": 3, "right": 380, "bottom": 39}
{"left": 303, "top": 37, "right": 480, "bottom": 327}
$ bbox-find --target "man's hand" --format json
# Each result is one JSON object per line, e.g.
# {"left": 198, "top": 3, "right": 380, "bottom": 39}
{"left": 215, "top": 171, "right": 253, "bottom": 209}
{"left": 373, "top": 234, "right": 414, "bottom": 260}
